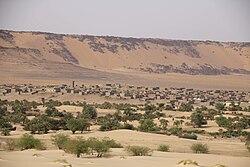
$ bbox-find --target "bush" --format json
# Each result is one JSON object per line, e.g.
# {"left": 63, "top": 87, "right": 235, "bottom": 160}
{"left": 51, "top": 134, "right": 70, "bottom": 149}
{"left": 179, "top": 133, "right": 198, "bottom": 140}
{"left": 157, "top": 144, "right": 169, "bottom": 152}
{"left": 190, "top": 143, "right": 209, "bottom": 154}
{"left": 120, "top": 123, "right": 135, "bottom": 130}
{"left": 62, "top": 138, "right": 89, "bottom": 158}
{"left": 62, "top": 137, "right": 113, "bottom": 158}
{"left": 125, "top": 145, "right": 152, "bottom": 156}
{"left": 17, "top": 134, "right": 45, "bottom": 150}
{"left": 101, "top": 137, "right": 123, "bottom": 148}
{"left": 168, "top": 127, "right": 182, "bottom": 135}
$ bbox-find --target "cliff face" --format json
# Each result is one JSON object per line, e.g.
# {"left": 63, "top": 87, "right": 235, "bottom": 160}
{"left": 0, "top": 30, "right": 250, "bottom": 76}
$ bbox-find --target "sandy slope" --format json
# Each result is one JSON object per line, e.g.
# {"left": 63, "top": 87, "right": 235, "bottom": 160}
{"left": 0, "top": 149, "right": 249, "bottom": 167}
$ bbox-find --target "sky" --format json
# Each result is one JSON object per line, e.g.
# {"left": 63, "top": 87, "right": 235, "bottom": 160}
{"left": 0, "top": 0, "right": 249, "bottom": 42}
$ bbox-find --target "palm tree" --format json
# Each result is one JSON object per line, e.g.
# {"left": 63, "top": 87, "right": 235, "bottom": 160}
{"left": 159, "top": 119, "right": 169, "bottom": 131}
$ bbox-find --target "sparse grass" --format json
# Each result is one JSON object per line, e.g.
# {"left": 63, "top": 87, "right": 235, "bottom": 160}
{"left": 5, "top": 139, "right": 17, "bottom": 151}
{"left": 101, "top": 137, "right": 123, "bottom": 148}
{"left": 157, "top": 144, "right": 169, "bottom": 152}
{"left": 51, "top": 134, "right": 70, "bottom": 149}
{"left": 125, "top": 145, "right": 152, "bottom": 156}
{"left": 191, "top": 143, "right": 209, "bottom": 154}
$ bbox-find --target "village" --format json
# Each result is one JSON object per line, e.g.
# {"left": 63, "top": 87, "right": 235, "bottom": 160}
{"left": 1, "top": 81, "right": 249, "bottom": 110}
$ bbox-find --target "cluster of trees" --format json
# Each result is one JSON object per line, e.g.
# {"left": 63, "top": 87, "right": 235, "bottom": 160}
{"left": 51, "top": 134, "right": 122, "bottom": 158}
{"left": 1, "top": 99, "right": 250, "bottom": 140}
{"left": 215, "top": 115, "right": 250, "bottom": 131}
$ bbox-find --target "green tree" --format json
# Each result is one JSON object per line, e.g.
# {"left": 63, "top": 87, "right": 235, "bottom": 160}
{"left": 159, "top": 119, "right": 169, "bottom": 131}
{"left": 98, "top": 117, "right": 121, "bottom": 131}
{"left": 24, "top": 115, "right": 51, "bottom": 134}
{"left": 82, "top": 104, "right": 97, "bottom": 119}
{"left": 138, "top": 119, "right": 158, "bottom": 132}
{"left": 191, "top": 111, "right": 207, "bottom": 128}
{"left": 215, "top": 103, "right": 225, "bottom": 111}
{"left": 66, "top": 118, "right": 90, "bottom": 134}
{"left": 62, "top": 138, "right": 89, "bottom": 158}
{"left": 215, "top": 116, "right": 232, "bottom": 130}
{"left": 45, "top": 106, "right": 63, "bottom": 117}
{"left": 178, "top": 103, "right": 194, "bottom": 112}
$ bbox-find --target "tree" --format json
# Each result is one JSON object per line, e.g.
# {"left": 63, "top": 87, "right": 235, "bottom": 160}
{"left": 191, "top": 111, "right": 207, "bottom": 128}
{"left": 138, "top": 119, "right": 158, "bottom": 132}
{"left": 62, "top": 138, "right": 89, "bottom": 158}
{"left": 24, "top": 115, "right": 51, "bottom": 134}
{"left": 215, "top": 103, "right": 225, "bottom": 111}
{"left": 66, "top": 118, "right": 90, "bottom": 134}
{"left": 82, "top": 104, "right": 97, "bottom": 119}
{"left": 45, "top": 106, "right": 63, "bottom": 117}
{"left": 159, "top": 119, "right": 169, "bottom": 131}
{"left": 98, "top": 117, "right": 121, "bottom": 131}
{"left": 178, "top": 103, "right": 194, "bottom": 112}
{"left": 215, "top": 116, "right": 232, "bottom": 130}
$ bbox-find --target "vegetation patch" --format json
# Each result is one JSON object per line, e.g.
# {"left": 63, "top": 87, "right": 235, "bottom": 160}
{"left": 191, "top": 143, "right": 209, "bottom": 154}
{"left": 125, "top": 145, "right": 152, "bottom": 156}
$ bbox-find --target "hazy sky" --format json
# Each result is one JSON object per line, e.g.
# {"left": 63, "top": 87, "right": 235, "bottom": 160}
{"left": 0, "top": 0, "right": 249, "bottom": 42}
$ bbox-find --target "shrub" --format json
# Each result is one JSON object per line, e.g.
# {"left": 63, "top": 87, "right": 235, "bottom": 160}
{"left": 5, "top": 134, "right": 45, "bottom": 151}
{"left": 120, "top": 123, "right": 135, "bottom": 130}
{"left": 62, "top": 138, "right": 89, "bottom": 158}
{"left": 157, "top": 144, "right": 169, "bottom": 152}
{"left": 190, "top": 143, "right": 209, "bottom": 154}
{"left": 17, "top": 134, "right": 45, "bottom": 150}
{"left": 125, "top": 145, "right": 152, "bottom": 156}
{"left": 101, "top": 137, "right": 123, "bottom": 148}
{"left": 179, "top": 133, "right": 198, "bottom": 140}
{"left": 168, "top": 127, "right": 182, "bottom": 135}
{"left": 51, "top": 134, "right": 70, "bottom": 149}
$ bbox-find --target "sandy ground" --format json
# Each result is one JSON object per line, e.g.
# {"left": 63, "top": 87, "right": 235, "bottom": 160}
{"left": 0, "top": 149, "right": 249, "bottom": 167}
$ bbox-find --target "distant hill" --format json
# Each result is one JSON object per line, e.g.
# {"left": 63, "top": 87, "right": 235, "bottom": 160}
{"left": 1, "top": 30, "right": 250, "bottom": 76}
